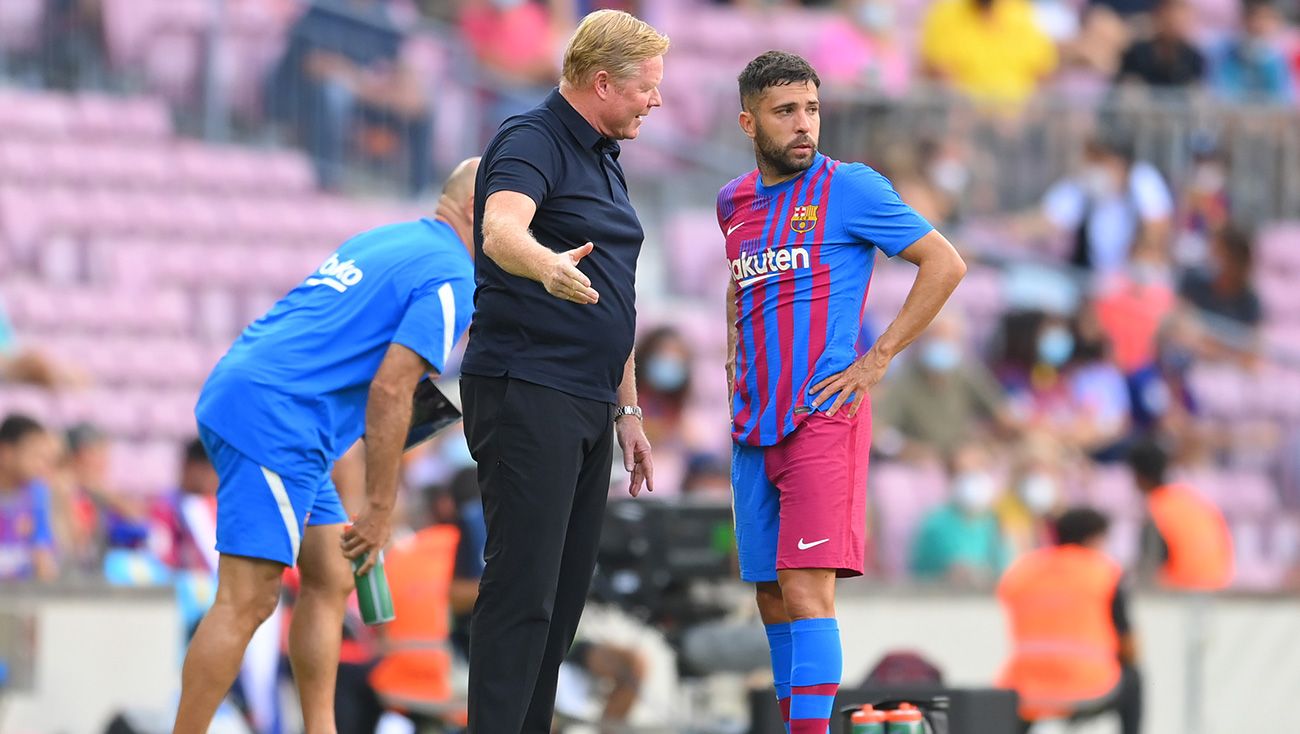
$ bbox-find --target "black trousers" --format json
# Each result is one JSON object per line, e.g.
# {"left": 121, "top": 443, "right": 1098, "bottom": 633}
{"left": 461, "top": 375, "right": 614, "bottom": 734}
{"left": 1018, "top": 664, "right": 1143, "bottom": 734}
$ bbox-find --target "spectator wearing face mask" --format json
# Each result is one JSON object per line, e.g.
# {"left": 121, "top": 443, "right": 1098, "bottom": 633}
{"left": 633, "top": 326, "right": 697, "bottom": 496}
{"left": 910, "top": 441, "right": 1012, "bottom": 585}
{"left": 1036, "top": 133, "right": 1173, "bottom": 278}
{"left": 1211, "top": 0, "right": 1295, "bottom": 105}
{"left": 876, "top": 312, "right": 1016, "bottom": 462}
{"left": 997, "top": 435, "right": 1069, "bottom": 559}
{"left": 997, "top": 310, "right": 1131, "bottom": 457}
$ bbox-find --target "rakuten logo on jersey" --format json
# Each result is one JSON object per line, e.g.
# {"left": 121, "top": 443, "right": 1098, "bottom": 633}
{"left": 730, "top": 247, "right": 810, "bottom": 287}
{"left": 306, "top": 253, "right": 364, "bottom": 293}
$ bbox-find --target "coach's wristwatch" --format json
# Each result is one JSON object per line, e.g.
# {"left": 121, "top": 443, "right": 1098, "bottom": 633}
{"left": 614, "top": 405, "right": 643, "bottom": 422}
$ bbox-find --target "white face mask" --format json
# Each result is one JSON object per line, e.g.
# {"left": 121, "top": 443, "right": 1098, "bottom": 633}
{"left": 1019, "top": 473, "right": 1059, "bottom": 514}
{"left": 1082, "top": 165, "right": 1118, "bottom": 199}
{"left": 953, "top": 472, "right": 997, "bottom": 513}
{"left": 858, "top": 0, "right": 895, "bottom": 32}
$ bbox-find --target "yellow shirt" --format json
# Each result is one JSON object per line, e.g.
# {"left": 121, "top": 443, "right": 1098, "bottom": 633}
{"left": 921, "top": 0, "right": 1058, "bottom": 102}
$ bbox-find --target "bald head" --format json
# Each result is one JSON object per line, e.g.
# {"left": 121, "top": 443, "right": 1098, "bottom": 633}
{"left": 442, "top": 157, "right": 479, "bottom": 203}
{"left": 435, "top": 157, "right": 480, "bottom": 255}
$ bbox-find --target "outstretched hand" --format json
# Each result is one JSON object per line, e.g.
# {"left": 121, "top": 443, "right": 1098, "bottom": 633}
{"left": 541, "top": 242, "right": 600, "bottom": 305}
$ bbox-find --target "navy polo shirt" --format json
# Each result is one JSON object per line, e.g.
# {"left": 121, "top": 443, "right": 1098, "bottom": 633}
{"left": 462, "top": 88, "right": 645, "bottom": 404}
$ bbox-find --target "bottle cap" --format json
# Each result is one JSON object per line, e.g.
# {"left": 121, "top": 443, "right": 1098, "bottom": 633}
{"left": 852, "top": 704, "right": 887, "bottom": 723}
{"left": 886, "top": 703, "right": 924, "bottom": 722}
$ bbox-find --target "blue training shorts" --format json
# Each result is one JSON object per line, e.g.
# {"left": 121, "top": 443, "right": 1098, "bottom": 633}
{"left": 199, "top": 424, "right": 348, "bottom": 566}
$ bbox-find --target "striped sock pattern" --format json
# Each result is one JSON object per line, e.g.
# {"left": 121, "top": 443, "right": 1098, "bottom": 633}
{"left": 765, "top": 621, "right": 794, "bottom": 733}
{"left": 789, "top": 617, "right": 842, "bottom": 734}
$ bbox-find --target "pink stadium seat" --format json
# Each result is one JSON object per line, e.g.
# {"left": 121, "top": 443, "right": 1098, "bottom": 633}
{"left": 1084, "top": 464, "right": 1141, "bottom": 517}
{"left": 195, "top": 287, "right": 239, "bottom": 341}
{"left": 0, "top": 139, "right": 45, "bottom": 181}
{"left": 1257, "top": 221, "right": 1300, "bottom": 273}
{"left": 871, "top": 461, "right": 948, "bottom": 579}
{"left": 0, "top": 384, "right": 55, "bottom": 421}
{"left": 0, "top": 88, "right": 72, "bottom": 138}
{"left": 664, "top": 209, "right": 727, "bottom": 297}
{"left": 109, "top": 438, "right": 182, "bottom": 495}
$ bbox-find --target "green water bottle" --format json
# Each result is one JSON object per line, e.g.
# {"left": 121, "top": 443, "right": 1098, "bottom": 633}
{"left": 352, "top": 549, "right": 396, "bottom": 625}
{"left": 886, "top": 703, "right": 926, "bottom": 734}
{"left": 851, "top": 705, "right": 887, "bottom": 734}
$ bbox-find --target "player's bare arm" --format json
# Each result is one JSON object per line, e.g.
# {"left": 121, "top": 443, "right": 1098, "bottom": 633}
{"left": 615, "top": 352, "right": 654, "bottom": 497}
{"left": 811, "top": 230, "right": 966, "bottom": 416}
{"left": 481, "top": 190, "right": 601, "bottom": 305}
{"left": 341, "top": 342, "right": 431, "bottom": 575}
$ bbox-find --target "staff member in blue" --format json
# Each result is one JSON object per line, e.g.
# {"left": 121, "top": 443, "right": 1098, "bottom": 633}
{"left": 171, "top": 158, "right": 480, "bottom": 734}
{"left": 461, "top": 10, "right": 667, "bottom": 733}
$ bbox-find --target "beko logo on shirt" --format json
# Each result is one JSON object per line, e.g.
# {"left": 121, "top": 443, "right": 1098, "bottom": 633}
{"left": 305, "top": 253, "right": 364, "bottom": 293}
{"left": 730, "top": 246, "right": 810, "bottom": 287}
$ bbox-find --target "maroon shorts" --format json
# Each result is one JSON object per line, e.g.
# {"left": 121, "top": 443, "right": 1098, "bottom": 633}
{"left": 730, "top": 407, "right": 871, "bottom": 582}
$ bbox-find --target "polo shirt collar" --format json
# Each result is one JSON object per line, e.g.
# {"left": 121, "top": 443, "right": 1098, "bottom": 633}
{"left": 545, "top": 88, "right": 620, "bottom": 159}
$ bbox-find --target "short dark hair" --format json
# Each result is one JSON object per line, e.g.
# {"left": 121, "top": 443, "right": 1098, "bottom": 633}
{"left": 1127, "top": 437, "right": 1168, "bottom": 486}
{"left": 1216, "top": 224, "right": 1254, "bottom": 267}
{"left": 65, "top": 422, "right": 106, "bottom": 454}
{"left": 1244, "top": 0, "right": 1278, "bottom": 16}
{"left": 1055, "top": 507, "right": 1110, "bottom": 546}
{"left": 0, "top": 413, "right": 45, "bottom": 445}
{"left": 737, "top": 51, "right": 820, "bottom": 109}
{"left": 183, "top": 438, "right": 210, "bottom": 466}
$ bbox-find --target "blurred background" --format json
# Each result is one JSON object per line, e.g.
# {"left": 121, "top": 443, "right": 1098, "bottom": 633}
{"left": 1, "top": 0, "right": 1299, "bottom": 732}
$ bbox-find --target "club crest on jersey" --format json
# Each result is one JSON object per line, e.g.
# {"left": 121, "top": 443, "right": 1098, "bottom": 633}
{"left": 790, "top": 205, "right": 818, "bottom": 234}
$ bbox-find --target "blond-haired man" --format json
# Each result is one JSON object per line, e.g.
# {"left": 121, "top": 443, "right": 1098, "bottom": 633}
{"left": 460, "top": 9, "right": 667, "bottom": 733}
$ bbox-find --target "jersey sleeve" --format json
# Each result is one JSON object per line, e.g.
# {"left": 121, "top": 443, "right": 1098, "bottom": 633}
{"left": 29, "top": 482, "right": 55, "bottom": 549}
{"left": 483, "top": 122, "right": 563, "bottom": 207}
{"left": 834, "top": 164, "right": 934, "bottom": 257}
{"left": 1130, "top": 162, "right": 1173, "bottom": 222}
{"left": 392, "top": 272, "right": 476, "bottom": 376}
{"left": 1042, "top": 179, "right": 1085, "bottom": 230}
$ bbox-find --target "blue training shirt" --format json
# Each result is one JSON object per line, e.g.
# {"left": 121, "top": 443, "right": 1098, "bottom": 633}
{"left": 196, "top": 218, "right": 475, "bottom": 478}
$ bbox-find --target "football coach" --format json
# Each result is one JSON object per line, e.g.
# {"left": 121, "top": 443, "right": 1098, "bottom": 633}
{"left": 458, "top": 9, "right": 669, "bottom": 733}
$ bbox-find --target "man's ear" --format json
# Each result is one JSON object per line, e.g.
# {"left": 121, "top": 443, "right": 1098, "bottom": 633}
{"left": 739, "top": 109, "right": 757, "bottom": 141}
{"left": 593, "top": 70, "right": 611, "bottom": 100}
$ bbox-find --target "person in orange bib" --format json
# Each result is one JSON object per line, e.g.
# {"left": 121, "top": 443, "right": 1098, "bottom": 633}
{"left": 998, "top": 508, "right": 1142, "bottom": 734}
{"left": 1127, "top": 438, "right": 1234, "bottom": 590}
{"left": 368, "top": 523, "right": 462, "bottom": 722}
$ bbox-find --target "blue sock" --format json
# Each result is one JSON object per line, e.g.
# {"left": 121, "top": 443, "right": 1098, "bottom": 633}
{"left": 789, "top": 617, "right": 841, "bottom": 734}
{"left": 765, "top": 622, "right": 793, "bottom": 732}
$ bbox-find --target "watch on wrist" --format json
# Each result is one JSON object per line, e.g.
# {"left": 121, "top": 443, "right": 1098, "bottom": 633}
{"left": 614, "top": 405, "right": 643, "bottom": 422}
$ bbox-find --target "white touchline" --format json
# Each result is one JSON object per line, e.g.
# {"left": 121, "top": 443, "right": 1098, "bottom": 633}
{"left": 797, "top": 537, "right": 830, "bottom": 550}
{"left": 727, "top": 221, "right": 746, "bottom": 236}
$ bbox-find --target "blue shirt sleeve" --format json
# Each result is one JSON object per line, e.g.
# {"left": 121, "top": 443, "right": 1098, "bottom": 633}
{"left": 484, "top": 122, "right": 563, "bottom": 207}
{"left": 833, "top": 163, "right": 934, "bottom": 257}
{"left": 392, "top": 272, "right": 476, "bottom": 376}
{"left": 28, "top": 482, "right": 54, "bottom": 549}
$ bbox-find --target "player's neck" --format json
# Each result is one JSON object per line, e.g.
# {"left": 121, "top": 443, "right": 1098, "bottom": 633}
{"left": 756, "top": 159, "right": 807, "bottom": 188}
{"left": 434, "top": 197, "right": 473, "bottom": 255}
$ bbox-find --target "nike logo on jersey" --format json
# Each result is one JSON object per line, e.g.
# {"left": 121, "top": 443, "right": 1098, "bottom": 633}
{"left": 726, "top": 221, "right": 746, "bottom": 236}
{"left": 306, "top": 253, "right": 364, "bottom": 293}
{"left": 730, "top": 246, "right": 810, "bottom": 285}
{"left": 797, "top": 537, "right": 830, "bottom": 550}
